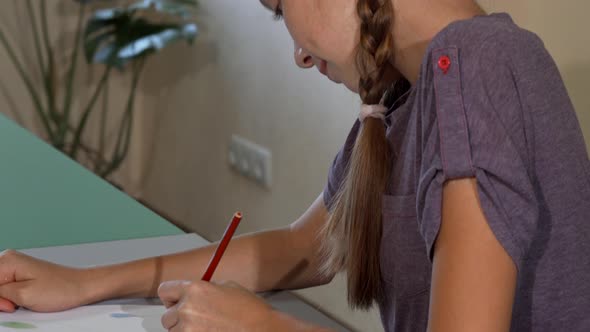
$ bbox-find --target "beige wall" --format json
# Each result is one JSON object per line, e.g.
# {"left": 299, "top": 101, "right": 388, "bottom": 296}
{"left": 1, "top": 1, "right": 589, "bottom": 331}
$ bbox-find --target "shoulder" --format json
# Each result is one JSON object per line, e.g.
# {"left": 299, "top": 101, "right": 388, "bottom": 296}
{"left": 429, "top": 13, "right": 553, "bottom": 81}
{"left": 416, "top": 13, "right": 559, "bottom": 126}
{"left": 433, "top": 13, "right": 542, "bottom": 53}
{"left": 414, "top": 14, "right": 543, "bottom": 180}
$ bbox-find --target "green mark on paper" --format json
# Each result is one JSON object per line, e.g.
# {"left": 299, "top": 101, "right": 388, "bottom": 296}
{"left": 0, "top": 321, "right": 37, "bottom": 329}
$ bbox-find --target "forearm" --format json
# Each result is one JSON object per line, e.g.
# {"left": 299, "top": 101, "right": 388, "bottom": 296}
{"left": 80, "top": 226, "right": 329, "bottom": 303}
{"left": 156, "top": 226, "right": 330, "bottom": 292}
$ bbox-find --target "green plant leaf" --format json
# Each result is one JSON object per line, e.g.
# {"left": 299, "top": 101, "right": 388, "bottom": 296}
{"left": 85, "top": 16, "right": 120, "bottom": 40}
{"left": 129, "top": 0, "right": 198, "bottom": 18}
{"left": 92, "top": 7, "right": 128, "bottom": 21}
{"left": 116, "top": 22, "right": 197, "bottom": 59}
{"left": 84, "top": 1, "right": 197, "bottom": 69}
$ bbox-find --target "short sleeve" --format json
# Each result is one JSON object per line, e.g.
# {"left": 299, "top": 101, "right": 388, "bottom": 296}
{"left": 323, "top": 121, "right": 361, "bottom": 210}
{"left": 417, "top": 38, "right": 543, "bottom": 271}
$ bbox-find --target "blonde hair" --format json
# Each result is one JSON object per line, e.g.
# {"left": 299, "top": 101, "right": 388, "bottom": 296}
{"left": 320, "top": 0, "right": 408, "bottom": 309}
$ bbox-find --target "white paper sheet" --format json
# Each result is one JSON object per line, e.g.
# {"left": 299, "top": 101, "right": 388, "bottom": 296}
{"left": 0, "top": 304, "right": 166, "bottom": 331}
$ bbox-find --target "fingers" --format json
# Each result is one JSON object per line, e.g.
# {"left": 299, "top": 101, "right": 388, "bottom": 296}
{"left": 159, "top": 280, "right": 255, "bottom": 332}
{"left": 0, "top": 252, "right": 22, "bottom": 313}
{"left": 0, "top": 282, "right": 23, "bottom": 307}
{"left": 0, "top": 250, "right": 17, "bottom": 287}
{"left": 0, "top": 272, "right": 17, "bottom": 312}
{"left": 169, "top": 321, "right": 184, "bottom": 332}
{"left": 158, "top": 280, "right": 190, "bottom": 308}
{"left": 0, "top": 298, "right": 16, "bottom": 312}
{"left": 161, "top": 305, "right": 179, "bottom": 330}
{"left": 0, "top": 280, "right": 34, "bottom": 310}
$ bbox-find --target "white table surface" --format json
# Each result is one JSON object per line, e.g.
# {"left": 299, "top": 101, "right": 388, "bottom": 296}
{"left": 22, "top": 234, "right": 352, "bottom": 332}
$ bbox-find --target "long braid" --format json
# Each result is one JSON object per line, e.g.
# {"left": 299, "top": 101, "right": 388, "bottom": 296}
{"left": 320, "top": 0, "right": 402, "bottom": 309}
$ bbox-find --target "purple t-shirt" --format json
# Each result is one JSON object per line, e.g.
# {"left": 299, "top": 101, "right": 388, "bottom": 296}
{"left": 324, "top": 13, "right": 590, "bottom": 331}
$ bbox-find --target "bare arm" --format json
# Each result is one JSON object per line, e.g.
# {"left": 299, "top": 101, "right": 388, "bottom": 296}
{"left": 427, "top": 178, "right": 517, "bottom": 332}
{"left": 82, "top": 193, "right": 333, "bottom": 303}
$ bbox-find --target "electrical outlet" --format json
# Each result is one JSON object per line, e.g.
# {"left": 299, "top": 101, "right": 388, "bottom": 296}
{"left": 228, "top": 135, "right": 272, "bottom": 188}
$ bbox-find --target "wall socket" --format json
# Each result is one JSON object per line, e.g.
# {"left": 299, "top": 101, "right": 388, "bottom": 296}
{"left": 228, "top": 135, "right": 272, "bottom": 188}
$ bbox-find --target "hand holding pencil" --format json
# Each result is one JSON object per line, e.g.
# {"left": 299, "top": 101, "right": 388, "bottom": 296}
{"left": 157, "top": 212, "right": 276, "bottom": 331}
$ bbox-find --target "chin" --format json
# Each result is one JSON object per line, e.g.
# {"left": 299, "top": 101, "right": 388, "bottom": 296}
{"left": 330, "top": 73, "right": 357, "bottom": 93}
{"left": 322, "top": 71, "right": 358, "bottom": 93}
{"left": 342, "top": 80, "right": 359, "bottom": 94}
{"left": 328, "top": 77, "right": 342, "bottom": 84}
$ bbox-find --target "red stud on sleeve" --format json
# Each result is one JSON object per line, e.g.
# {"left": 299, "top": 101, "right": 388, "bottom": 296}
{"left": 438, "top": 55, "right": 451, "bottom": 74}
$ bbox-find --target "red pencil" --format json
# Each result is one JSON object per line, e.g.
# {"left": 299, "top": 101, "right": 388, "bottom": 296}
{"left": 201, "top": 212, "right": 243, "bottom": 282}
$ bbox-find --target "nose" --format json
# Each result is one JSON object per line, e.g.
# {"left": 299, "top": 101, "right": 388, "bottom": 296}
{"left": 294, "top": 42, "right": 314, "bottom": 69}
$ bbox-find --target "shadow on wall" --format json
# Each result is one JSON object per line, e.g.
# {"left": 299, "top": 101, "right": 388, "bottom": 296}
{"left": 0, "top": 80, "right": 23, "bottom": 124}
{"left": 133, "top": 37, "right": 220, "bottom": 189}
{"left": 141, "top": 40, "right": 219, "bottom": 96}
{"left": 0, "top": 1, "right": 47, "bottom": 130}
{"left": 560, "top": 62, "right": 590, "bottom": 151}
{"left": 141, "top": 2, "right": 217, "bottom": 95}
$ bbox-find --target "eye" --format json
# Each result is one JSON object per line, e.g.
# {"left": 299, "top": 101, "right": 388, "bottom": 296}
{"left": 273, "top": 3, "right": 283, "bottom": 20}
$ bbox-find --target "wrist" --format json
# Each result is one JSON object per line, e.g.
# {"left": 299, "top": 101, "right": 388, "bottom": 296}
{"left": 77, "top": 267, "right": 103, "bottom": 305}
{"left": 78, "top": 266, "right": 119, "bottom": 304}
{"left": 78, "top": 258, "right": 157, "bottom": 304}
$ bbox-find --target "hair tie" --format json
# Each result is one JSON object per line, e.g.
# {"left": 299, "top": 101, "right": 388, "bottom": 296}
{"left": 359, "top": 104, "right": 387, "bottom": 122}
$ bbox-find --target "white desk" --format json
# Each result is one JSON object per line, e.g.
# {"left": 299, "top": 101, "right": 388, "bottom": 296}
{"left": 22, "top": 234, "right": 352, "bottom": 332}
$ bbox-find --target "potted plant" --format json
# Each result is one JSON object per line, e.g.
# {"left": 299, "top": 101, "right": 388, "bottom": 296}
{"left": 0, "top": 0, "right": 198, "bottom": 178}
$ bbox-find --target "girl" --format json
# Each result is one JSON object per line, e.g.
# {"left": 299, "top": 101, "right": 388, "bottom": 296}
{"left": 1, "top": 0, "right": 589, "bottom": 331}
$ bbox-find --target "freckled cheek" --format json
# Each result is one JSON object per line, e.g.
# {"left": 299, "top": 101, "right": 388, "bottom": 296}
{"left": 332, "top": 36, "right": 360, "bottom": 80}
{"left": 283, "top": 13, "right": 322, "bottom": 56}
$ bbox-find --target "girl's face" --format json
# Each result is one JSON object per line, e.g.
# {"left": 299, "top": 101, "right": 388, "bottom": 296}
{"left": 259, "top": 0, "right": 361, "bottom": 92}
